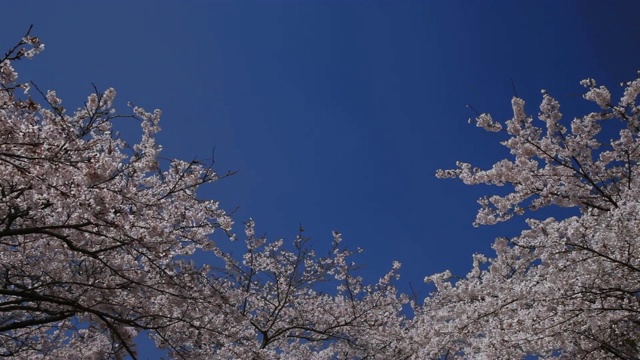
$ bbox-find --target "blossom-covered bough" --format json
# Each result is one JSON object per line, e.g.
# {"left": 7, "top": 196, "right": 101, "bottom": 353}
{"left": 0, "top": 29, "right": 411, "bottom": 359}
{"left": 200, "top": 222, "right": 414, "bottom": 359}
{"left": 0, "top": 27, "right": 236, "bottom": 359}
{"left": 426, "top": 72, "right": 640, "bottom": 358}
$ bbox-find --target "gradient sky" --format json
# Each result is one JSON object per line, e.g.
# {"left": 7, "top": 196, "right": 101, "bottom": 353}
{"left": 3, "top": 1, "right": 640, "bottom": 358}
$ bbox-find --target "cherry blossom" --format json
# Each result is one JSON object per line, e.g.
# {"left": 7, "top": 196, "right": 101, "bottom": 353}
{"left": 0, "top": 29, "right": 411, "bottom": 359}
{"left": 428, "top": 70, "right": 640, "bottom": 359}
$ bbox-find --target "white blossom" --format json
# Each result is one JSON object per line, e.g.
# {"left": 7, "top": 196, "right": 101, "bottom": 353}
{"left": 429, "top": 72, "right": 640, "bottom": 359}
{"left": 0, "top": 30, "right": 412, "bottom": 359}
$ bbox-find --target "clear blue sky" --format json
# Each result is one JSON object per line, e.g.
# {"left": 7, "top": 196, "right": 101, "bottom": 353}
{"left": 3, "top": 0, "right": 640, "bottom": 357}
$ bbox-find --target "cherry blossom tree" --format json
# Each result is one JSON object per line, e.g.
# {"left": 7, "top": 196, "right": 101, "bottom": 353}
{"left": 178, "top": 221, "right": 414, "bottom": 359}
{"left": 422, "top": 72, "right": 640, "bottom": 359}
{"left": 0, "top": 29, "right": 411, "bottom": 359}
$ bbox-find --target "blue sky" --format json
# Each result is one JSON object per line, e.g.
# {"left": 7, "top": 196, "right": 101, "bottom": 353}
{"left": 3, "top": 0, "right": 640, "bottom": 356}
